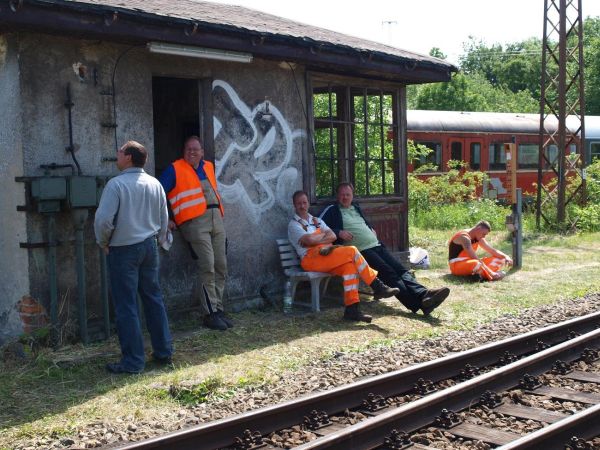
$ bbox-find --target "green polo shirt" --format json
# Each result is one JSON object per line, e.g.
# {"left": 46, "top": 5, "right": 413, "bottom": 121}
{"left": 340, "top": 206, "right": 379, "bottom": 251}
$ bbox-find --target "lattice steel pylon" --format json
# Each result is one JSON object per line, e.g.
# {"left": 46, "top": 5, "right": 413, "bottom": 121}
{"left": 536, "top": 0, "right": 586, "bottom": 230}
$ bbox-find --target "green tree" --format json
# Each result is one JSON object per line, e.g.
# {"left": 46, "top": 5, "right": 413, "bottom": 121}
{"left": 429, "top": 47, "right": 447, "bottom": 60}
{"left": 459, "top": 37, "right": 543, "bottom": 101}
{"left": 583, "top": 17, "right": 600, "bottom": 114}
{"left": 412, "top": 72, "right": 538, "bottom": 112}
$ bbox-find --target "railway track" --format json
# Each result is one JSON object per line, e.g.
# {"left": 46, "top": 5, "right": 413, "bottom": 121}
{"left": 116, "top": 312, "right": 600, "bottom": 450}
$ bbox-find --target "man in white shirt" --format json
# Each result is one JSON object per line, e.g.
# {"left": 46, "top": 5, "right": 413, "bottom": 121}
{"left": 288, "top": 190, "right": 399, "bottom": 322}
{"left": 95, "top": 140, "right": 172, "bottom": 374}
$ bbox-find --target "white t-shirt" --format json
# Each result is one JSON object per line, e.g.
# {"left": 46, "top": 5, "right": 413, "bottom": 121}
{"left": 287, "top": 213, "right": 331, "bottom": 259}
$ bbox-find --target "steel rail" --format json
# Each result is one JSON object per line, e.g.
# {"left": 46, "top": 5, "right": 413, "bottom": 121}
{"left": 117, "top": 312, "right": 600, "bottom": 450}
{"left": 497, "top": 403, "right": 600, "bottom": 449}
{"left": 294, "top": 327, "right": 600, "bottom": 449}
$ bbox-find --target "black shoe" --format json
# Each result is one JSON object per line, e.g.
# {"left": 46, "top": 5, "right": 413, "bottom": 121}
{"left": 203, "top": 312, "right": 228, "bottom": 331}
{"left": 105, "top": 362, "right": 142, "bottom": 374}
{"left": 370, "top": 278, "right": 401, "bottom": 300}
{"left": 343, "top": 303, "right": 372, "bottom": 323}
{"left": 152, "top": 354, "right": 173, "bottom": 366}
{"left": 217, "top": 310, "right": 234, "bottom": 328}
{"left": 421, "top": 287, "right": 450, "bottom": 315}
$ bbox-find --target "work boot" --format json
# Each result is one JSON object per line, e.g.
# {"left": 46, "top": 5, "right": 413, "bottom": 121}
{"left": 203, "top": 312, "right": 228, "bottom": 331}
{"left": 343, "top": 303, "right": 372, "bottom": 323}
{"left": 216, "top": 310, "right": 234, "bottom": 328}
{"left": 421, "top": 287, "right": 450, "bottom": 315}
{"left": 370, "top": 278, "right": 401, "bottom": 300}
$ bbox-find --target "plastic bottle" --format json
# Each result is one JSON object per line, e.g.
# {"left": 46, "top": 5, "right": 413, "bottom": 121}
{"left": 283, "top": 280, "right": 293, "bottom": 314}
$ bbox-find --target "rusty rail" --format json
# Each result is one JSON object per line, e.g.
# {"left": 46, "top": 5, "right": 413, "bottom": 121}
{"left": 295, "top": 327, "right": 600, "bottom": 449}
{"left": 117, "top": 311, "right": 600, "bottom": 450}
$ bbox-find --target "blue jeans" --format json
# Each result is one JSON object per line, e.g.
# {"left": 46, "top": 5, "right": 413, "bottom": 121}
{"left": 361, "top": 245, "right": 428, "bottom": 312}
{"left": 108, "top": 236, "right": 172, "bottom": 372}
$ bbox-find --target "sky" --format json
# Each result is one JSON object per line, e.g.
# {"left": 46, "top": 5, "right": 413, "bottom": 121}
{"left": 207, "top": 0, "right": 600, "bottom": 64}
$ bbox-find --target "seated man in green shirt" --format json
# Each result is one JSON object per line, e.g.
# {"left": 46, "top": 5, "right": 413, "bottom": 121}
{"left": 320, "top": 182, "right": 450, "bottom": 315}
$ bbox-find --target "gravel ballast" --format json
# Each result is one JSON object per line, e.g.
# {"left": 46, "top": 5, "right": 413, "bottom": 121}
{"left": 13, "top": 293, "right": 600, "bottom": 449}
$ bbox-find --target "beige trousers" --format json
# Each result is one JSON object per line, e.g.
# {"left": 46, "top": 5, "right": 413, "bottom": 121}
{"left": 179, "top": 209, "right": 227, "bottom": 315}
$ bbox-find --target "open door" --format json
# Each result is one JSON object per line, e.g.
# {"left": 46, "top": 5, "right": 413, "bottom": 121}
{"left": 152, "top": 77, "right": 200, "bottom": 177}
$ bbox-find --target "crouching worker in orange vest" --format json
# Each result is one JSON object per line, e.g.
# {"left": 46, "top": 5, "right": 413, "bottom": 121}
{"left": 288, "top": 191, "right": 400, "bottom": 322}
{"left": 159, "top": 136, "right": 232, "bottom": 331}
{"left": 448, "top": 220, "right": 513, "bottom": 281}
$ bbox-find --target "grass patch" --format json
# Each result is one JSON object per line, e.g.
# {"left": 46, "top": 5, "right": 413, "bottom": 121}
{"left": 1, "top": 230, "right": 600, "bottom": 448}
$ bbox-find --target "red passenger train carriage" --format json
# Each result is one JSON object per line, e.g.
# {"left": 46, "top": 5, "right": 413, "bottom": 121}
{"left": 406, "top": 110, "right": 588, "bottom": 200}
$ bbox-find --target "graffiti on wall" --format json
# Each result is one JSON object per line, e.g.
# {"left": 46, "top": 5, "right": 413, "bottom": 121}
{"left": 212, "top": 80, "right": 305, "bottom": 222}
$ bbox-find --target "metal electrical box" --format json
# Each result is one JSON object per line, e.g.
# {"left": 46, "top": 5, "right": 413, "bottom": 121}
{"left": 68, "top": 176, "right": 98, "bottom": 208}
{"left": 31, "top": 177, "right": 67, "bottom": 200}
{"left": 30, "top": 177, "right": 67, "bottom": 213}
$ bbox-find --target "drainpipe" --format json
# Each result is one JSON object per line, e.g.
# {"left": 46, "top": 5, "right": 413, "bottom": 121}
{"left": 72, "top": 209, "right": 89, "bottom": 344}
{"left": 47, "top": 213, "right": 59, "bottom": 343}
{"left": 99, "top": 247, "right": 110, "bottom": 339}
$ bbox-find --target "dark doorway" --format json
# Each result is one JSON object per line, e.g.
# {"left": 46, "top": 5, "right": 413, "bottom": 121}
{"left": 152, "top": 77, "right": 200, "bottom": 177}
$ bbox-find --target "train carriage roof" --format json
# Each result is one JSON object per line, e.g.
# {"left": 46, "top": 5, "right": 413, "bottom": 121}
{"left": 585, "top": 116, "right": 600, "bottom": 139}
{"left": 407, "top": 110, "right": 600, "bottom": 137}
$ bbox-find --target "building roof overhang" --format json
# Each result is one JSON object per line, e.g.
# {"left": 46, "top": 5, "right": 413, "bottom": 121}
{"left": 0, "top": 0, "right": 457, "bottom": 84}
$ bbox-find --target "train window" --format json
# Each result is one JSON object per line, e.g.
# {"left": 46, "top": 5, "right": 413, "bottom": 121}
{"left": 312, "top": 81, "right": 400, "bottom": 199}
{"left": 591, "top": 142, "right": 600, "bottom": 161}
{"left": 413, "top": 141, "right": 442, "bottom": 171}
{"left": 545, "top": 144, "right": 558, "bottom": 168}
{"left": 489, "top": 143, "right": 507, "bottom": 170}
{"left": 470, "top": 143, "right": 481, "bottom": 170}
{"left": 450, "top": 142, "right": 462, "bottom": 162}
{"left": 518, "top": 144, "right": 539, "bottom": 169}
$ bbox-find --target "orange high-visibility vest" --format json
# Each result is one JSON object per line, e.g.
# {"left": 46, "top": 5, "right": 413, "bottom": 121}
{"left": 167, "top": 159, "right": 223, "bottom": 226}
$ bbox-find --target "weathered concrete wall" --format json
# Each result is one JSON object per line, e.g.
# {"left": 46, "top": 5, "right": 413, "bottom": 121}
{"left": 0, "top": 34, "right": 29, "bottom": 345}
{"left": 5, "top": 33, "right": 307, "bottom": 342}
{"left": 147, "top": 53, "right": 306, "bottom": 308}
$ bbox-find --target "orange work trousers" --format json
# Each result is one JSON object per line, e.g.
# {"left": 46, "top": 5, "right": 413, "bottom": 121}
{"left": 301, "top": 245, "right": 377, "bottom": 306}
{"left": 449, "top": 255, "right": 505, "bottom": 281}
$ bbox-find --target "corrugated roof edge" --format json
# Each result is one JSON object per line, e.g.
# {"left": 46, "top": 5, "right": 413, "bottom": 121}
{"left": 8, "top": 0, "right": 457, "bottom": 78}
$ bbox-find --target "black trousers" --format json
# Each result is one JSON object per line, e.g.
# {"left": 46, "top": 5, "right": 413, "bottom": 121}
{"left": 361, "top": 245, "right": 428, "bottom": 312}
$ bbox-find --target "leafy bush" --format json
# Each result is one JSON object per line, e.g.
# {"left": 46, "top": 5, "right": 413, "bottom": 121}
{"left": 409, "top": 199, "right": 509, "bottom": 230}
{"left": 408, "top": 156, "right": 506, "bottom": 230}
{"left": 535, "top": 158, "right": 600, "bottom": 232}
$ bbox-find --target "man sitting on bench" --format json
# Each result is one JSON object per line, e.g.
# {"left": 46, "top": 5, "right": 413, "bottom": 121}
{"left": 287, "top": 190, "right": 399, "bottom": 323}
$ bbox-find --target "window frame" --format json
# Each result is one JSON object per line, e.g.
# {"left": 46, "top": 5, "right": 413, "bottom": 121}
{"left": 591, "top": 141, "right": 600, "bottom": 162}
{"left": 470, "top": 142, "right": 481, "bottom": 170}
{"left": 309, "top": 73, "right": 405, "bottom": 204}
{"left": 412, "top": 140, "right": 442, "bottom": 171}
{"left": 517, "top": 143, "right": 539, "bottom": 170}
{"left": 489, "top": 142, "right": 507, "bottom": 171}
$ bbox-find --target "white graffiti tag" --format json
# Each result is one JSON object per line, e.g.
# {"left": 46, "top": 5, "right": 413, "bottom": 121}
{"left": 212, "top": 80, "right": 305, "bottom": 222}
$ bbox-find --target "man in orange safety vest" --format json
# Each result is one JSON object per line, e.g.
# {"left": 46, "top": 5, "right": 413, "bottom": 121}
{"left": 448, "top": 220, "right": 512, "bottom": 281}
{"left": 159, "top": 136, "right": 231, "bottom": 331}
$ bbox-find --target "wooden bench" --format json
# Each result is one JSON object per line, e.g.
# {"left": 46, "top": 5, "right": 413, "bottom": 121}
{"left": 276, "top": 238, "right": 332, "bottom": 312}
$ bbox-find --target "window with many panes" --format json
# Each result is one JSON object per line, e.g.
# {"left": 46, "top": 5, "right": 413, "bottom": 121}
{"left": 413, "top": 141, "right": 442, "bottom": 171}
{"left": 489, "top": 143, "right": 507, "bottom": 170}
{"left": 313, "top": 82, "right": 400, "bottom": 199}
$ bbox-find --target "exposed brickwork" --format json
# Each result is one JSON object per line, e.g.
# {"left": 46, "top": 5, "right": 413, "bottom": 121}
{"left": 17, "top": 296, "right": 48, "bottom": 334}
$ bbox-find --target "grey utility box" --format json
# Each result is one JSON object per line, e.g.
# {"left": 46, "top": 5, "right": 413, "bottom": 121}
{"left": 68, "top": 176, "right": 98, "bottom": 208}
{"left": 31, "top": 177, "right": 67, "bottom": 200}
{"left": 31, "top": 177, "right": 67, "bottom": 213}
